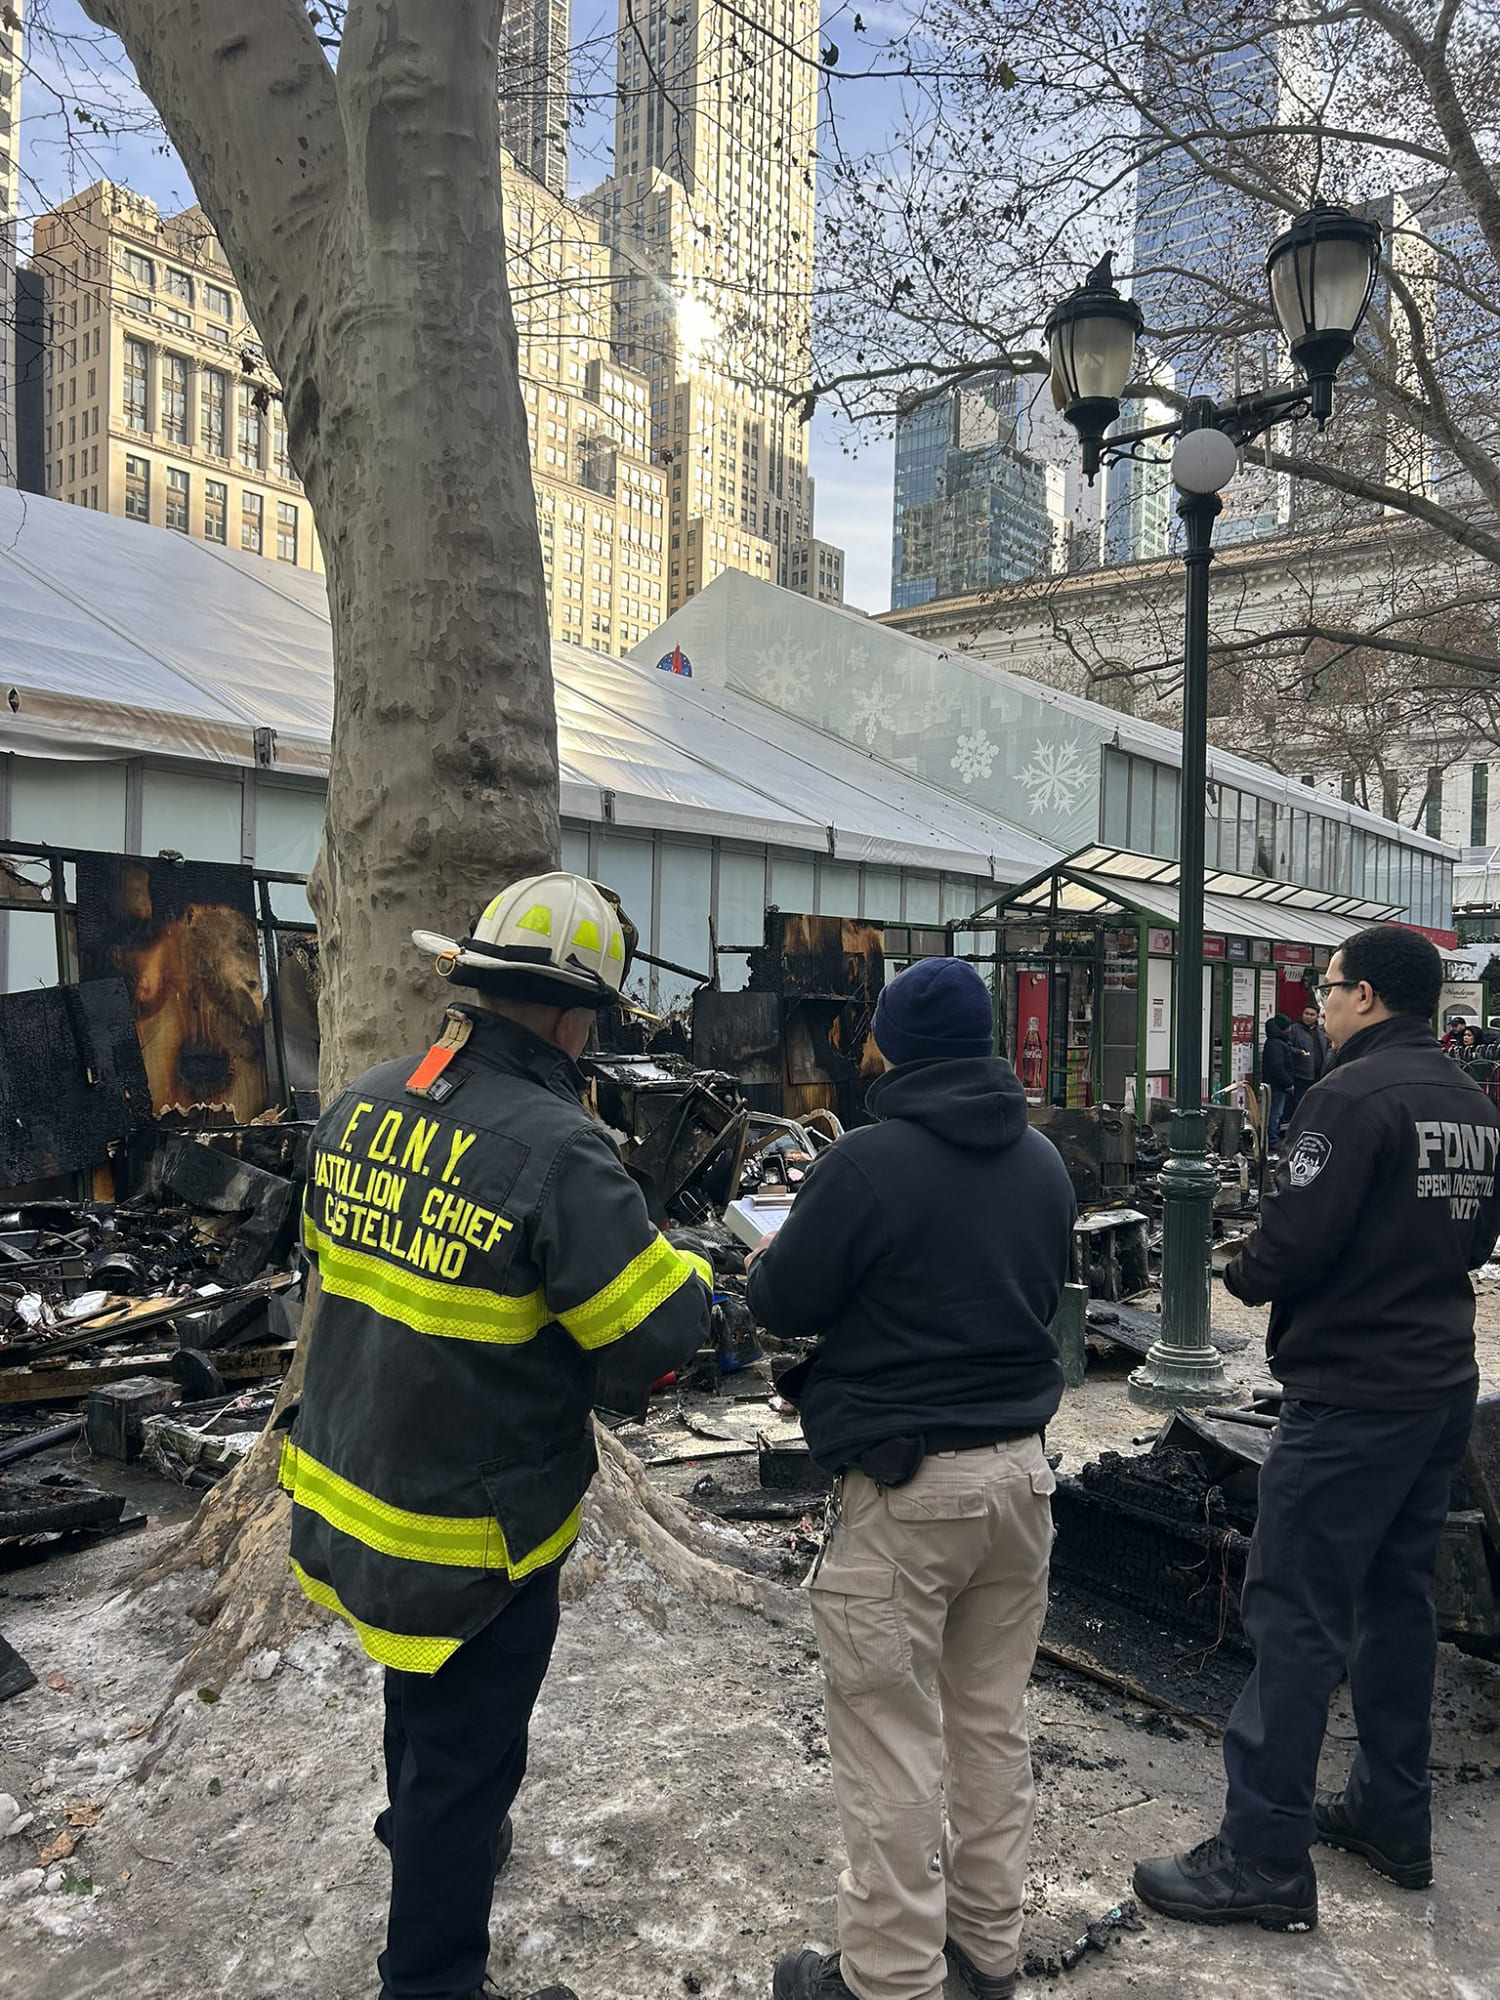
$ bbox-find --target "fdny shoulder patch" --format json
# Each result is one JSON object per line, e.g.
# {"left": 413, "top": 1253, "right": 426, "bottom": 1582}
{"left": 1287, "top": 1132, "right": 1332, "bottom": 1188}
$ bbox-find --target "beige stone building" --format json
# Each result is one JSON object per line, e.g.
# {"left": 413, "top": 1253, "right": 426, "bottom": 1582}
{"left": 32, "top": 183, "right": 321, "bottom": 570}
{"left": 790, "top": 535, "right": 845, "bottom": 606}
{"left": 502, "top": 157, "right": 668, "bottom": 653}
{"left": 585, "top": 0, "right": 842, "bottom": 614}
{"left": 31, "top": 169, "right": 669, "bottom": 649}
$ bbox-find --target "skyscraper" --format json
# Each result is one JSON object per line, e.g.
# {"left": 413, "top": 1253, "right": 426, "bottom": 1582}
{"left": 1129, "top": 0, "right": 1306, "bottom": 543}
{"left": 585, "top": 0, "right": 841, "bottom": 612}
{"left": 891, "top": 374, "right": 1063, "bottom": 606}
{"left": 498, "top": 0, "right": 570, "bottom": 198}
{"left": 0, "top": 0, "right": 22, "bottom": 486}
{"left": 1101, "top": 393, "right": 1175, "bottom": 566}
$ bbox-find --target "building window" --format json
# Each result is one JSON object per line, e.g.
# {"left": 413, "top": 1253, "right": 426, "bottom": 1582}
{"left": 242, "top": 489, "right": 264, "bottom": 554}
{"left": 125, "top": 455, "right": 150, "bottom": 521}
{"left": 166, "top": 466, "right": 190, "bottom": 533}
{"left": 122, "top": 249, "right": 155, "bottom": 288}
{"left": 272, "top": 412, "right": 292, "bottom": 482}
{"left": 238, "top": 389, "right": 263, "bottom": 470}
{"left": 205, "top": 479, "right": 228, "bottom": 544}
{"left": 204, "top": 282, "right": 233, "bottom": 322}
{"left": 200, "top": 368, "right": 227, "bottom": 458}
{"left": 161, "top": 353, "right": 189, "bottom": 446}
{"left": 276, "top": 500, "right": 299, "bottom": 563}
{"left": 1473, "top": 764, "right": 1490, "bottom": 847}
{"left": 1425, "top": 767, "right": 1444, "bottom": 840}
{"left": 162, "top": 266, "right": 193, "bottom": 303}
{"left": 123, "top": 337, "right": 148, "bottom": 432}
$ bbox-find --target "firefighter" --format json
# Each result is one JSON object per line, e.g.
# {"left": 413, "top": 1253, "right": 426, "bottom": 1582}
{"left": 281, "top": 872, "right": 713, "bottom": 2000}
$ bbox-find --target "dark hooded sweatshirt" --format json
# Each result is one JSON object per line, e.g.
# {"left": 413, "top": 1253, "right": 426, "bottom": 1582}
{"left": 745, "top": 1056, "right": 1075, "bottom": 1474}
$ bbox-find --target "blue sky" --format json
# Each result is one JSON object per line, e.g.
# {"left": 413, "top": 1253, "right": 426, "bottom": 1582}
{"left": 20, "top": 0, "right": 899, "bottom": 610}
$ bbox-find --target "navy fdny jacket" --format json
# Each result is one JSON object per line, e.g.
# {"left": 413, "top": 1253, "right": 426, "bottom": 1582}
{"left": 282, "top": 1008, "right": 711, "bottom": 1672}
{"left": 1225, "top": 1013, "right": 1500, "bottom": 1409}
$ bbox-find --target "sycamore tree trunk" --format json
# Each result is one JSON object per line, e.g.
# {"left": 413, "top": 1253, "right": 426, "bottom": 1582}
{"left": 73, "top": 0, "right": 730, "bottom": 1680}
{"left": 79, "top": 0, "right": 560, "bottom": 1081}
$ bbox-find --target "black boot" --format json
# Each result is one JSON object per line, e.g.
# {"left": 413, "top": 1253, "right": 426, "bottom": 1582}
{"left": 771, "top": 1948, "right": 859, "bottom": 1999}
{"left": 1133, "top": 1834, "right": 1317, "bottom": 1931}
{"left": 946, "top": 1933, "right": 1017, "bottom": 1998}
{"left": 1314, "top": 1789, "right": 1432, "bottom": 1889}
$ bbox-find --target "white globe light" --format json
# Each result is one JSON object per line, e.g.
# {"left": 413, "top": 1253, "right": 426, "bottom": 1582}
{"left": 1172, "top": 427, "right": 1240, "bottom": 494}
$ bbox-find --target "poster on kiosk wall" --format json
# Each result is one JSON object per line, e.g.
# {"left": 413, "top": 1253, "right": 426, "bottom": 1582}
{"left": 1017, "top": 969, "right": 1049, "bottom": 1103}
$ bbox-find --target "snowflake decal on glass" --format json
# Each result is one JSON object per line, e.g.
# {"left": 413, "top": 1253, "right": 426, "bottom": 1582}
{"left": 849, "top": 678, "right": 897, "bottom": 746}
{"left": 749, "top": 637, "right": 814, "bottom": 708}
{"left": 1018, "top": 736, "right": 1092, "bottom": 816}
{"left": 950, "top": 728, "right": 998, "bottom": 786}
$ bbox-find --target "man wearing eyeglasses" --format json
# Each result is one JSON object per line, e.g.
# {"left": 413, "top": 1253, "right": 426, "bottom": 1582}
{"left": 1135, "top": 924, "right": 1500, "bottom": 1934}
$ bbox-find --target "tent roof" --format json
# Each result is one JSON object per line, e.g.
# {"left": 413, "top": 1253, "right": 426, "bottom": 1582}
{"left": 976, "top": 849, "right": 1401, "bottom": 949}
{"left": 0, "top": 491, "right": 1057, "bottom": 884}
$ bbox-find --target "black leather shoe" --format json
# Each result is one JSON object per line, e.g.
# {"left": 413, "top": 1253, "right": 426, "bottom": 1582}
{"left": 1133, "top": 1834, "right": 1317, "bottom": 1931}
{"left": 1314, "top": 1789, "right": 1432, "bottom": 1889}
{"left": 946, "top": 1932, "right": 1018, "bottom": 1998}
{"left": 771, "top": 1948, "right": 859, "bottom": 1999}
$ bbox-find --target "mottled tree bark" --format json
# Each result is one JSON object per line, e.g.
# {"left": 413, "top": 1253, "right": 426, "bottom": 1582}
{"left": 79, "top": 0, "right": 560, "bottom": 1089}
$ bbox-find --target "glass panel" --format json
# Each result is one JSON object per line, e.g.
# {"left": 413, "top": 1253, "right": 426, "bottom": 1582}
{"left": 10, "top": 759, "right": 128, "bottom": 850}
{"left": 1275, "top": 805, "right": 1293, "bottom": 881}
{"left": 594, "top": 835, "right": 654, "bottom": 1011}
{"left": 560, "top": 825, "right": 590, "bottom": 874}
{"left": 1101, "top": 747, "right": 1129, "bottom": 846}
{"left": 657, "top": 842, "right": 713, "bottom": 1013}
{"left": 1240, "top": 792, "right": 1259, "bottom": 875}
{"left": 942, "top": 875, "right": 981, "bottom": 922}
{"left": 904, "top": 872, "right": 941, "bottom": 923}
{"left": 254, "top": 785, "right": 325, "bottom": 874}
{"left": 770, "top": 854, "right": 815, "bottom": 915}
{"left": 1307, "top": 814, "right": 1324, "bottom": 889}
{"left": 140, "top": 769, "right": 242, "bottom": 864}
{"left": 819, "top": 862, "right": 861, "bottom": 918}
{"left": 1254, "top": 796, "right": 1276, "bottom": 877}
{"left": 864, "top": 868, "right": 902, "bottom": 921}
{"left": 717, "top": 848, "right": 767, "bottom": 991}
{"left": 1126, "top": 757, "right": 1154, "bottom": 852}
{"left": 1152, "top": 765, "right": 1179, "bottom": 861}
{"left": 1291, "top": 811, "right": 1308, "bottom": 884}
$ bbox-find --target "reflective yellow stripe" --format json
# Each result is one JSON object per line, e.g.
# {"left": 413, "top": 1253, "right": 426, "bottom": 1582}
{"left": 682, "top": 1250, "right": 713, "bottom": 1289}
{"left": 303, "top": 1215, "right": 549, "bottom": 1347}
{"left": 279, "top": 1438, "right": 582, "bottom": 1582}
{"left": 288, "top": 1559, "right": 461, "bottom": 1675}
{"left": 560, "top": 1231, "right": 707, "bottom": 1350}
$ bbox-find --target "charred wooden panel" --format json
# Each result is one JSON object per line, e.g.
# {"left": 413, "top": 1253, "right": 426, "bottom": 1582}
{"left": 693, "top": 990, "right": 781, "bottom": 1084}
{"left": 750, "top": 912, "right": 884, "bottom": 1000}
{"left": 0, "top": 978, "right": 153, "bottom": 1186}
{"left": 75, "top": 854, "right": 269, "bottom": 1121}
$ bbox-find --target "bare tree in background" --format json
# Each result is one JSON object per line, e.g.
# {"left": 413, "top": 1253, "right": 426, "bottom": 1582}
{"left": 815, "top": 0, "right": 1500, "bottom": 775}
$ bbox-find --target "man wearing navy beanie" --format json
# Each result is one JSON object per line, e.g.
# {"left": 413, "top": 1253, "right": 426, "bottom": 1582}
{"left": 751, "top": 958, "right": 1076, "bottom": 2000}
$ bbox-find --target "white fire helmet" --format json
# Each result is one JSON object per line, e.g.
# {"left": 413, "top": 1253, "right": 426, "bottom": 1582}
{"left": 412, "top": 872, "right": 634, "bottom": 1009}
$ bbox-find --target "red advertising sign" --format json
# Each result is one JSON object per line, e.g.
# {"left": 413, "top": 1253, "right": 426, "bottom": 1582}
{"left": 1202, "top": 936, "right": 1226, "bottom": 960}
{"left": 1273, "top": 944, "right": 1313, "bottom": 967}
{"left": 1016, "top": 969, "right": 1049, "bottom": 1104}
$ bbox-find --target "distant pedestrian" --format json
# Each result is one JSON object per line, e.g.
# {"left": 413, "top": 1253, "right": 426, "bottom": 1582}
{"left": 1260, "top": 1014, "right": 1296, "bottom": 1149}
{"left": 1134, "top": 925, "right": 1500, "bottom": 1935}
{"left": 1286, "top": 1004, "right": 1330, "bottom": 1110}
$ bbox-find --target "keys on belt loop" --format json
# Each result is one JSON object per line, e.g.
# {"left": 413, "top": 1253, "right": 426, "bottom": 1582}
{"left": 806, "top": 1472, "right": 843, "bottom": 1586}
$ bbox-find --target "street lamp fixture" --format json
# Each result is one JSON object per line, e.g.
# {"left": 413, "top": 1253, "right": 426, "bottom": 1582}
{"left": 1046, "top": 203, "right": 1381, "bottom": 1407}
{"left": 1266, "top": 200, "right": 1383, "bottom": 427}
{"left": 1044, "top": 253, "right": 1145, "bottom": 480}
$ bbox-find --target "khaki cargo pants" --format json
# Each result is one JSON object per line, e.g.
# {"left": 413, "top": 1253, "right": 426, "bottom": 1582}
{"left": 807, "top": 1438, "right": 1055, "bottom": 2000}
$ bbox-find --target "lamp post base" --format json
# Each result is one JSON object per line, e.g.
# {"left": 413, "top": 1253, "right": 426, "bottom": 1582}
{"left": 1130, "top": 1108, "right": 1231, "bottom": 1408}
{"left": 1127, "top": 1341, "right": 1231, "bottom": 1409}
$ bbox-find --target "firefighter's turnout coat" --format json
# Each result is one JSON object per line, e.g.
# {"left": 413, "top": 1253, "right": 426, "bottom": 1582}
{"left": 282, "top": 1008, "right": 712, "bottom": 1673}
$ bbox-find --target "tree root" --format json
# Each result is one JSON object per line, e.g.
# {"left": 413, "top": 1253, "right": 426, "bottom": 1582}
{"left": 132, "top": 1408, "right": 793, "bottom": 1706}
